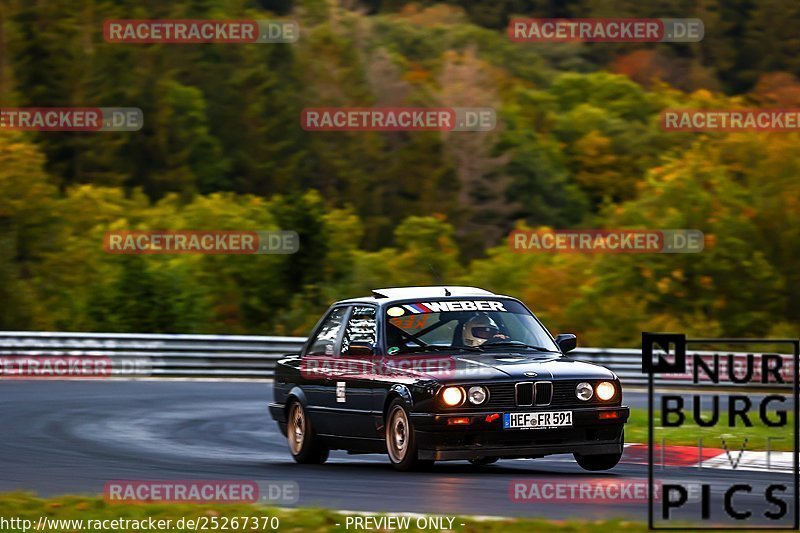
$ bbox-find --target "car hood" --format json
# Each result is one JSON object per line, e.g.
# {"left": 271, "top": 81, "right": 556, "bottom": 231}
{"left": 378, "top": 352, "right": 616, "bottom": 383}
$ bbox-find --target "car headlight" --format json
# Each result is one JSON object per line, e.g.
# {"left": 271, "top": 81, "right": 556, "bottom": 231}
{"left": 596, "top": 381, "right": 616, "bottom": 401}
{"left": 576, "top": 382, "right": 593, "bottom": 401}
{"left": 441, "top": 386, "right": 465, "bottom": 407}
{"left": 467, "top": 386, "right": 488, "bottom": 405}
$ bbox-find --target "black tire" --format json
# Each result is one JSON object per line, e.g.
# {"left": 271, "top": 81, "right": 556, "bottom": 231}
{"left": 574, "top": 451, "right": 622, "bottom": 471}
{"left": 468, "top": 457, "right": 499, "bottom": 466}
{"left": 286, "top": 400, "right": 329, "bottom": 464}
{"left": 416, "top": 459, "right": 436, "bottom": 470}
{"left": 574, "top": 428, "right": 624, "bottom": 471}
{"left": 385, "top": 398, "right": 429, "bottom": 471}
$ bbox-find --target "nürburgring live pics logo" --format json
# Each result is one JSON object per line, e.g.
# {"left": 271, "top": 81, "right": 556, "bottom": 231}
{"left": 643, "top": 332, "right": 799, "bottom": 529}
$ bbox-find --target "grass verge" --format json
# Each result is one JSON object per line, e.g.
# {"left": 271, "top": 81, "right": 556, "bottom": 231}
{"left": 625, "top": 408, "right": 795, "bottom": 451}
{"left": 0, "top": 493, "right": 780, "bottom": 532}
{"left": 0, "top": 493, "right": 651, "bottom": 532}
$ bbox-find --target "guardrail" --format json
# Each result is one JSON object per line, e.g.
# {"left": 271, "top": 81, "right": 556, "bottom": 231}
{"left": 0, "top": 331, "right": 793, "bottom": 387}
{"left": 0, "top": 331, "right": 305, "bottom": 378}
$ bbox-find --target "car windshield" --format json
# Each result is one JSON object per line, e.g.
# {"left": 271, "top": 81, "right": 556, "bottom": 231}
{"left": 384, "top": 299, "right": 559, "bottom": 355}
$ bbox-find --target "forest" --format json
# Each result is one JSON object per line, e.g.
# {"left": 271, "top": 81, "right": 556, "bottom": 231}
{"left": 1, "top": 0, "right": 799, "bottom": 346}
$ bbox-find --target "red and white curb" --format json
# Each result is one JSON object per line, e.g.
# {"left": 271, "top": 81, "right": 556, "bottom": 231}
{"left": 513, "top": 444, "right": 794, "bottom": 473}
{"left": 622, "top": 443, "right": 794, "bottom": 472}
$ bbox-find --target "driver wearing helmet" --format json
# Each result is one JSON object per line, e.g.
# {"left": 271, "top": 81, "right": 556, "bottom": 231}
{"left": 462, "top": 313, "right": 510, "bottom": 347}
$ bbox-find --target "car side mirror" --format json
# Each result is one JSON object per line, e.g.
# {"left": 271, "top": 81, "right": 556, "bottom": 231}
{"left": 347, "top": 342, "right": 375, "bottom": 356}
{"left": 555, "top": 333, "right": 577, "bottom": 353}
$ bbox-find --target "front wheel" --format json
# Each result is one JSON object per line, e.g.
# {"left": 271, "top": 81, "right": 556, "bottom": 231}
{"left": 385, "top": 398, "right": 431, "bottom": 471}
{"left": 574, "top": 451, "right": 622, "bottom": 471}
{"left": 286, "top": 401, "right": 329, "bottom": 464}
{"left": 574, "top": 429, "right": 624, "bottom": 471}
{"left": 469, "top": 457, "right": 499, "bottom": 466}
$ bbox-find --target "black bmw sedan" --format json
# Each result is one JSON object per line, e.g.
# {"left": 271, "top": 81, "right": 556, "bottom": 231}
{"left": 269, "top": 286, "right": 629, "bottom": 471}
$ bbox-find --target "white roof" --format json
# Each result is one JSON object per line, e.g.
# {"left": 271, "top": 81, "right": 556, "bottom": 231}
{"left": 371, "top": 286, "right": 495, "bottom": 299}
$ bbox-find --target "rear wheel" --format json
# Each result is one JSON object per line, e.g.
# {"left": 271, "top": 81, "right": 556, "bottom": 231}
{"left": 286, "top": 401, "right": 328, "bottom": 464}
{"left": 385, "top": 398, "right": 431, "bottom": 471}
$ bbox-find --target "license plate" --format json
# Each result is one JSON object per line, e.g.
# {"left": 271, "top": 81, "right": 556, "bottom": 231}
{"left": 503, "top": 411, "right": 572, "bottom": 429}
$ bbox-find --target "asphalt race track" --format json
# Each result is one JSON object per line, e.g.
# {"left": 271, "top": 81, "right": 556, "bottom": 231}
{"left": 0, "top": 381, "right": 794, "bottom": 523}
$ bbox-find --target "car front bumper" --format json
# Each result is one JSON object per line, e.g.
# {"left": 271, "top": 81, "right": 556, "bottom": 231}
{"left": 410, "top": 405, "right": 629, "bottom": 461}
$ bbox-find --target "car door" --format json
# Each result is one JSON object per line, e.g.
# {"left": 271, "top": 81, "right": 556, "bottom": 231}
{"left": 300, "top": 306, "right": 348, "bottom": 435}
{"left": 324, "top": 304, "right": 378, "bottom": 438}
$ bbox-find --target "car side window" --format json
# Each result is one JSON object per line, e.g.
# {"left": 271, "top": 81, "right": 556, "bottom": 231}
{"left": 306, "top": 307, "right": 347, "bottom": 356}
{"left": 342, "top": 306, "right": 377, "bottom": 354}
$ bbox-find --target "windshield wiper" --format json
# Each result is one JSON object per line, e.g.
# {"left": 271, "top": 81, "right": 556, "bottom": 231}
{"left": 480, "top": 340, "right": 556, "bottom": 352}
